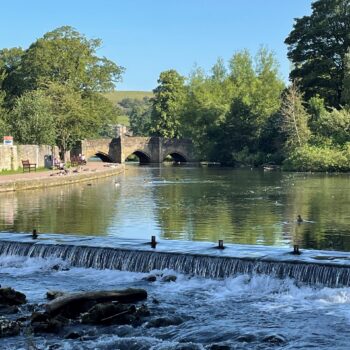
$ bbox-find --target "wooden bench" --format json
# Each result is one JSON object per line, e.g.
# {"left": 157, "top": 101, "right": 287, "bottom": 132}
{"left": 22, "top": 160, "right": 37, "bottom": 172}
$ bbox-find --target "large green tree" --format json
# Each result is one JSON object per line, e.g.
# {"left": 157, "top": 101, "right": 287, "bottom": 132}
{"left": 44, "top": 82, "right": 89, "bottom": 158}
{"left": 151, "top": 70, "right": 186, "bottom": 138}
{"left": 285, "top": 0, "right": 350, "bottom": 107}
{"left": 128, "top": 98, "right": 152, "bottom": 136}
{"left": 0, "top": 47, "right": 25, "bottom": 105}
{"left": 15, "top": 26, "right": 124, "bottom": 94}
{"left": 9, "top": 90, "right": 55, "bottom": 145}
{"left": 215, "top": 49, "right": 284, "bottom": 164}
{"left": 182, "top": 61, "right": 233, "bottom": 159}
{"left": 0, "top": 26, "right": 124, "bottom": 155}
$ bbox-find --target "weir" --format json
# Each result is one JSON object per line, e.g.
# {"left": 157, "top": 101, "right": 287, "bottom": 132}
{"left": 1, "top": 234, "right": 350, "bottom": 288}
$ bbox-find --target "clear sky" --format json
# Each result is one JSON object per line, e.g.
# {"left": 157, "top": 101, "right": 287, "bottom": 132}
{"left": 1, "top": 0, "right": 312, "bottom": 91}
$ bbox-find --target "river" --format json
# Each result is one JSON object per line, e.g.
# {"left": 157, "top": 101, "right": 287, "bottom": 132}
{"left": 1, "top": 165, "right": 350, "bottom": 349}
{"left": 0, "top": 164, "right": 349, "bottom": 251}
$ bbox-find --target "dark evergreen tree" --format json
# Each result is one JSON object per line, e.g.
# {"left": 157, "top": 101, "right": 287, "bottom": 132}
{"left": 285, "top": 0, "right": 350, "bottom": 107}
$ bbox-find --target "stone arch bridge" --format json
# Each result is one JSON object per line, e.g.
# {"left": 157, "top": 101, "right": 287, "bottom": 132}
{"left": 74, "top": 136, "right": 198, "bottom": 164}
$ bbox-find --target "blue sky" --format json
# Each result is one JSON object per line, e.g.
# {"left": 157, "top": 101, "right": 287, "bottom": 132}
{"left": 1, "top": 0, "right": 312, "bottom": 91}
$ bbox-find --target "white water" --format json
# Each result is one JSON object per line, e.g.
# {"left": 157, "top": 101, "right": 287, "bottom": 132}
{"left": 1, "top": 255, "right": 350, "bottom": 349}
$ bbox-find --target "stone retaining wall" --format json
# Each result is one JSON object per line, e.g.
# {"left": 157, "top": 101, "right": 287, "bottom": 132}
{"left": 0, "top": 165, "right": 124, "bottom": 193}
{"left": 0, "top": 145, "right": 59, "bottom": 171}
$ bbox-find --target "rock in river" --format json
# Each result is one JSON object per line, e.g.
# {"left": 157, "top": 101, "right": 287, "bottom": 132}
{"left": 46, "top": 290, "right": 65, "bottom": 300}
{"left": 161, "top": 275, "right": 177, "bottom": 283}
{"left": 0, "top": 319, "right": 21, "bottom": 338}
{"left": 0, "top": 287, "right": 26, "bottom": 305}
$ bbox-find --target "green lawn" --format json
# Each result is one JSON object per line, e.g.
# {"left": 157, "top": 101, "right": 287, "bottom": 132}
{"left": 0, "top": 167, "right": 50, "bottom": 175}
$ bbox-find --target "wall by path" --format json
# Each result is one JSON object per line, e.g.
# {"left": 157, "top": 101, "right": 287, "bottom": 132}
{"left": 0, "top": 145, "right": 57, "bottom": 171}
{"left": 0, "top": 164, "right": 124, "bottom": 193}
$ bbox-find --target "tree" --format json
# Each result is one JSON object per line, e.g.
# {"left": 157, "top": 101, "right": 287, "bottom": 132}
{"left": 150, "top": 70, "right": 186, "bottom": 138}
{"left": 314, "top": 108, "right": 350, "bottom": 145}
{"left": 82, "top": 92, "right": 122, "bottom": 138}
{"left": 0, "top": 77, "right": 6, "bottom": 135}
{"left": 0, "top": 47, "right": 25, "bottom": 105}
{"left": 0, "top": 27, "right": 125, "bottom": 155}
{"left": 342, "top": 49, "right": 350, "bottom": 106}
{"left": 9, "top": 90, "right": 55, "bottom": 145}
{"left": 215, "top": 49, "right": 284, "bottom": 164}
{"left": 280, "top": 83, "right": 311, "bottom": 152}
{"left": 17, "top": 26, "right": 124, "bottom": 94}
{"left": 285, "top": 0, "right": 350, "bottom": 107}
{"left": 182, "top": 62, "right": 233, "bottom": 159}
{"left": 44, "top": 83, "right": 89, "bottom": 159}
{"left": 128, "top": 98, "right": 152, "bottom": 136}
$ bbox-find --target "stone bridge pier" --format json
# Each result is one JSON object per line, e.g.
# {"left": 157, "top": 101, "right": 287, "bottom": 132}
{"left": 74, "top": 136, "right": 198, "bottom": 164}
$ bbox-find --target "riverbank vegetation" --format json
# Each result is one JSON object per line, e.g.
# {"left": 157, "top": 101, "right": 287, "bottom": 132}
{"left": 130, "top": 0, "right": 350, "bottom": 171}
{"left": 0, "top": 26, "right": 124, "bottom": 157}
{"left": 0, "top": 0, "right": 349, "bottom": 171}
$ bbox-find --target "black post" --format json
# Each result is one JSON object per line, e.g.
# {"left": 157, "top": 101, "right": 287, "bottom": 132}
{"left": 218, "top": 240, "right": 224, "bottom": 249}
{"left": 151, "top": 235, "right": 157, "bottom": 248}
{"left": 293, "top": 244, "right": 300, "bottom": 254}
{"left": 32, "top": 229, "right": 38, "bottom": 239}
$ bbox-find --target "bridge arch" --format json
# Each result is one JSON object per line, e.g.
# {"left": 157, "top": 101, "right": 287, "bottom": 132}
{"left": 163, "top": 152, "right": 187, "bottom": 163}
{"left": 125, "top": 150, "right": 152, "bottom": 164}
{"left": 77, "top": 137, "right": 197, "bottom": 164}
{"left": 94, "top": 151, "right": 114, "bottom": 162}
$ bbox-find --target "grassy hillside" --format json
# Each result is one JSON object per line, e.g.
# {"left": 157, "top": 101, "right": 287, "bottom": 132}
{"left": 104, "top": 91, "right": 153, "bottom": 105}
{"left": 104, "top": 91, "right": 153, "bottom": 127}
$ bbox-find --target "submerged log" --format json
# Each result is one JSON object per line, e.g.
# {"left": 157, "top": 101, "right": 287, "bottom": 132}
{"left": 45, "top": 288, "right": 147, "bottom": 317}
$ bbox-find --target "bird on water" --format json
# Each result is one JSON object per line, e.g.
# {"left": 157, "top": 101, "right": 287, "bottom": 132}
{"left": 297, "top": 215, "right": 303, "bottom": 223}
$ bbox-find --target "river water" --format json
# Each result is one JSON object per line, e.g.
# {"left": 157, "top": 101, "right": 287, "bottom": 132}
{"left": 0, "top": 164, "right": 349, "bottom": 251}
{"left": 1, "top": 165, "right": 350, "bottom": 349}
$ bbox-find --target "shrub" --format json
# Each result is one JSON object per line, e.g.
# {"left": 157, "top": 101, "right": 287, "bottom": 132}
{"left": 283, "top": 144, "right": 350, "bottom": 172}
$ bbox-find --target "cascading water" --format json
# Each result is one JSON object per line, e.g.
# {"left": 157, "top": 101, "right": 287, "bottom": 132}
{"left": 2, "top": 235, "right": 350, "bottom": 288}
{"left": 2, "top": 234, "right": 350, "bottom": 349}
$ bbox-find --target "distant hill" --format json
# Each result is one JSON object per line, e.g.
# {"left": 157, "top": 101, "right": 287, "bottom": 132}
{"left": 104, "top": 91, "right": 153, "bottom": 105}
{"left": 104, "top": 91, "right": 153, "bottom": 127}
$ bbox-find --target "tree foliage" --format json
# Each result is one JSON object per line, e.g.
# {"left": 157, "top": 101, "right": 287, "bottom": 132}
{"left": 151, "top": 70, "right": 186, "bottom": 138}
{"left": 280, "top": 83, "right": 311, "bottom": 152}
{"left": 127, "top": 98, "right": 152, "bottom": 136}
{"left": 0, "top": 26, "right": 124, "bottom": 156}
{"left": 285, "top": 0, "right": 350, "bottom": 107}
{"left": 342, "top": 49, "right": 350, "bottom": 106}
{"left": 214, "top": 49, "right": 284, "bottom": 164}
{"left": 313, "top": 107, "right": 350, "bottom": 145}
{"left": 9, "top": 90, "right": 55, "bottom": 145}
{"left": 15, "top": 26, "right": 124, "bottom": 95}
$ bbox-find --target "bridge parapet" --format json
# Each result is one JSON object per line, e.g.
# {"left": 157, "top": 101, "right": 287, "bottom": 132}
{"left": 75, "top": 136, "right": 198, "bottom": 164}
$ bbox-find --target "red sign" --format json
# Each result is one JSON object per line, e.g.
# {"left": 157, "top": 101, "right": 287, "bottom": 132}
{"left": 3, "top": 136, "right": 13, "bottom": 146}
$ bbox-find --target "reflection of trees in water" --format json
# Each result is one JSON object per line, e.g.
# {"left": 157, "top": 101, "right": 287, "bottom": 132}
{"left": 282, "top": 174, "right": 350, "bottom": 250}
{"left": 0, "top": 178, "right": 120, "bottom": 235}
{"left": 0, "top": 168, "right": 348, "bottom": 250}
{"left": 154, "top": 169, "right": 350, "bottom": 250}
{"left": 154, "top": 169, "right": 284, "bottom": 245}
